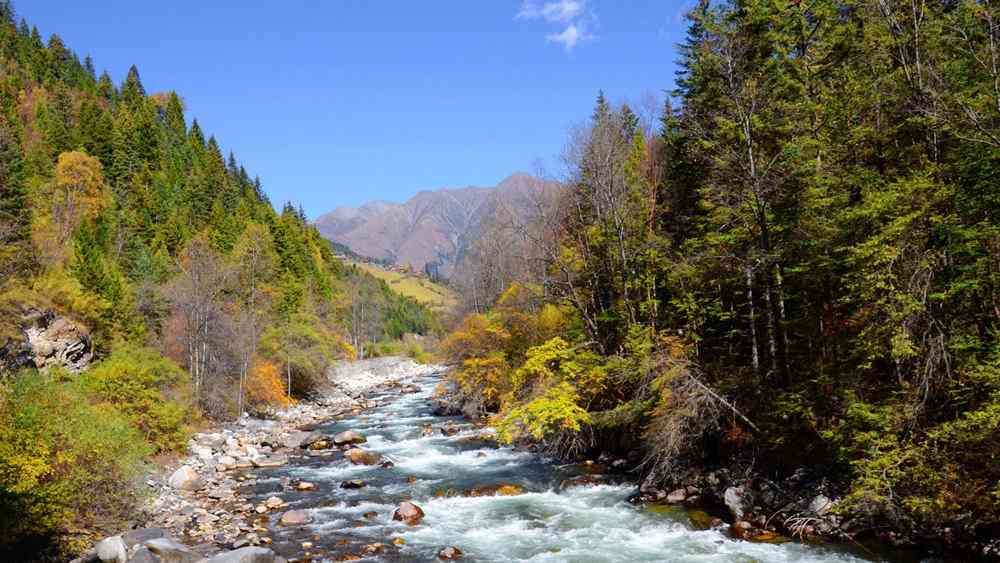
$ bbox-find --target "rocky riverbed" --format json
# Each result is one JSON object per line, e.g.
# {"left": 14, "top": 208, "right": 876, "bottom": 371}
{"left": 73, "top": 357, "right": 445, "bottom": 563}
{"left": 77, "top": 356, "right": 926, "bottom": 563}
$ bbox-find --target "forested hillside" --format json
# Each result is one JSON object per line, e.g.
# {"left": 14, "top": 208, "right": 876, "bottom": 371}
{"left": 0, "top": 1, "right": 432, "bottom": 557}
{"left": 441, "top": 0, "right": 1000, "bottom": 555}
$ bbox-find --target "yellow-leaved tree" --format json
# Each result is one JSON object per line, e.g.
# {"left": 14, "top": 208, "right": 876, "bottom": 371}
{"left": 32, "top": 151, "right": 110, "bottom": 265}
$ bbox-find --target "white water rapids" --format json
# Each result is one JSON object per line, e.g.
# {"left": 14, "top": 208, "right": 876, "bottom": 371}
{"left": 247, "top": 373, "right": 880, "bottom": 562}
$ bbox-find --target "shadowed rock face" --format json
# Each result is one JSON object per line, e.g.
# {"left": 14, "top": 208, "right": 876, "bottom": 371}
{"left": 314, "top": 173, "right": 554, "bottom": 276}
{"left": 1, "top": 309, "right": 93, "bottom": 373}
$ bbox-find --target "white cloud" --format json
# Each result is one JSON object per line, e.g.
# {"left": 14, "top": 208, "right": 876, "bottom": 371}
{"left": 518, "top": 0, "right": 583, "bottom": 23}
{"left": 517, "top": 0, "right": 595, "bottom": 51}
{"left": 547, "top": 23, "right": 584, "bottom": 50}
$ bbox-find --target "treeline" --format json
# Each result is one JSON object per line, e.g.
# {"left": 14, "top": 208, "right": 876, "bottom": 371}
{"left": 442, "top": 0, "right": 1000, "bottom": 552}
{"left": 0, "top": 0, "right": 431, "bottom": 557}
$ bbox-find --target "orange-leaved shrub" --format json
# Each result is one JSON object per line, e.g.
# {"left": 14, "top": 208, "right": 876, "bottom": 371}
{"left": 246, "top": 359, "right": 291, "bottom": 410}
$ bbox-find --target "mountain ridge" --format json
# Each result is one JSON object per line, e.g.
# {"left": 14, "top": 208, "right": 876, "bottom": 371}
{"left": 315, "top": 172, "right": 552, "bottom": 277}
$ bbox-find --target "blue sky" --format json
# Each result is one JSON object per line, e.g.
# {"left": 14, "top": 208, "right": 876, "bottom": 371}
{"left": 19, "top": 1, "right": 693, "bottom": 218}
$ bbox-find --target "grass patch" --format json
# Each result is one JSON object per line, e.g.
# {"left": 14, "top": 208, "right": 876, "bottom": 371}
{"left": 350, "top": 262, "right": 458, "bottom": 310}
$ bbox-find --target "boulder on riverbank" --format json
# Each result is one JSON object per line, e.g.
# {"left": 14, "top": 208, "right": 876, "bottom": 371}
{"left": 167, "top": 466, "right": 203, "bottom": 491}
{"left": 82, "top": 530, "right": 276, "bottom": 563}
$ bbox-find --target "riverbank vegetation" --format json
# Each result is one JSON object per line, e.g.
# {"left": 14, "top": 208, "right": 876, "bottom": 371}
{"left": 442, "top": 0, "right": 1000, "bottom": 554}
{"left": 0, "top": 1, "right": 435, "bottom": 557}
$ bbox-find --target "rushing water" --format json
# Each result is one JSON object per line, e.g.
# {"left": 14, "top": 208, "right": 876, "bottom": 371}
{"left": 246, "top": 374, "right": 878, "bottom": 562}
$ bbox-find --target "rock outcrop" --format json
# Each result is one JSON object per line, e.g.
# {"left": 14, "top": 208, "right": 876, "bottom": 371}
{"left": 1, "top": 310, "right": 93, "bottom": 373}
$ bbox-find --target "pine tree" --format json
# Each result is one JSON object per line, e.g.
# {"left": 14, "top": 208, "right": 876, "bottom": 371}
{"left": 621, "top": 103, "right": 638, "bottom": 139}
{"left": 46, "top": 33, "right": 70, "bottom": 82}
{"left": 97, "top": 70, "right": 116, "bottom": 102}
{"left": 78, "top": 98, "right": 113, "bottom": 165}
{"left": 592, "top": 90, "right": 609, "bottom": 123}
{"left": 0, "top": 118, "right": 27, "bottom": 248}
{"left": 120, "top": 64, "right": 146, "bottom": 107}
{"left": 83, "top": 55, "right": 95, "bottom": 79}
{"left": 109, "top": 109, "right": 139, "bottom": 192}
{"left": 0, "top": 0, "right": 14, "bottom": 25}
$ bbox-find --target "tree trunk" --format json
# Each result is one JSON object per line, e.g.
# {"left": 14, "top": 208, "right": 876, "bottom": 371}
{"left": 745, "top": 264, "right": 760, "bottom": 378}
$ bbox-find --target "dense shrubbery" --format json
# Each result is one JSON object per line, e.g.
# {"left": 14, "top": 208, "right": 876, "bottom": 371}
{"left": 0, "top": 371, "right": 150, "bottom": 557}
{"left": 78, "top": 344, "right": 194, "bottom": 453}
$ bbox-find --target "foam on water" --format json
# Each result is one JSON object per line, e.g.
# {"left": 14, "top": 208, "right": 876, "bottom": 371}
{"left": 250, "top": 375, "right": 874, "bottom": 562}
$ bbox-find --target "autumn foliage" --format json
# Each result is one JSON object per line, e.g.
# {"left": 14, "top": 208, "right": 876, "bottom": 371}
{"left": 246, "top": 359, "right": 291, "bottom": 410}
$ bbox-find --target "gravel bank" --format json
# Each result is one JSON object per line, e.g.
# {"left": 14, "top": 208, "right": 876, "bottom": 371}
{"left": 75, "top": 357, "right": 446, "bottom": 563}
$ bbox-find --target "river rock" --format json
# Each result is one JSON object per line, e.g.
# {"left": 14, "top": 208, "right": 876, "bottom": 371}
{"left": 128, "top": 547, "right": 158, "bottom": 563}
{"left": 168, "top": 465, "right": 203, "bottom": 491}
{"left": 299, "top": 432, "right": 331, "bottom": 450}
{"left": 264, "top": 496, "right": 284, "bottom": 509}
{"left": 144, "top": 537, "right": 201, "bottom": 563}
{"left": 724, "top": 486, "right": 749, "bottom": 520}
{"left": 295, "top": 481, "right": 315, "bottom": 491}
{"left": 438, "top": 546, "right": 463, "bottom": 560}
{"left": 666, "top": 488, "right": 687, "bottom": 504}
{"left": 333, "top": 430, "right": 366, "bottom": 446}
{"left": 392, "top": 501, "right": 425, "bottom": 525}
{"left": 252, "top": 455, "right": 288, "bottom": 468}
{"left": 559, "top": 475, "right": 607, "bottom": 490}
{"left": 122, "top": 528, "right": 166, "bottom": 547}
{"left": 279, "top": 509, "right": 313, "bottom": 526}
{"left": 440, "top": 424, "right": 461, "bottom": 436}
{"left": 730, "top": 520, "right": 754, "bottom": 540}
{"left": 95, "top": 535, "right": 126, "bottom": 563}
{"left": 306, "top": 439, "right": 332, "bottom": 450}
{"left": 341, "top": 479, "right": 366, "bottom": 489}
{"left": 345, "top": 448, "right": 382, "bottom": 465}
{"left": 203, "top": 546, "right": 277, "bottom": 563}
{"left": 465, "top": 484, "right": 523, "bottom": 497}
{"left": 195, "top": 432, "right": 227, "bottom": 448}
{"left": 283, "top": 431, "right": 311, "bottom": 449}
{"left": 809, "top": 494, "right": 833, "bottom": 516}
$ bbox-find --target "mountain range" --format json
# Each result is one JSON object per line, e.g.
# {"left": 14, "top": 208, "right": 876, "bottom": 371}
{"left": 315, "top": 173, "right": 553, "bottom": 278}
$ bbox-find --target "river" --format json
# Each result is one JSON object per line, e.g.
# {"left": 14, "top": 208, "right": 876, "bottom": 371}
{"left": 245, "top": 372, "right": 879, "bottom": 562}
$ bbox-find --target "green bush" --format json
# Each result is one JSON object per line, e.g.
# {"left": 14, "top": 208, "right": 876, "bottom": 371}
{"left": 79, "top": 344, "right": 194, "bottom": 453}
{"left": 0, "top": 371, "right": 150, "bottom": 557}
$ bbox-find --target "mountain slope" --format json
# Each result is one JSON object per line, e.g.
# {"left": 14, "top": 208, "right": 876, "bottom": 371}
{"left": 315, "top": 173, "right": 553, "bottom": 277}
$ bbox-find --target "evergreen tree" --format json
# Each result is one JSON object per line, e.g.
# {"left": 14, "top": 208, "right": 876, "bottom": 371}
{"left": 0, "top": 0, "right": 13, "bottom": 25}
{"left": 120, "top": 64, "right": 145, "bottom": 108}
{"left": 97, "top": 70, "right": 116, "bottom": 102}
{"left": 78, "top": 98, "right": 113, "bottom": 165}
{"left": 46, "top": 33, "right": 70, "bottom": 82}
{"left": 592, "top": 90, "right": 609, "bottom": 123}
